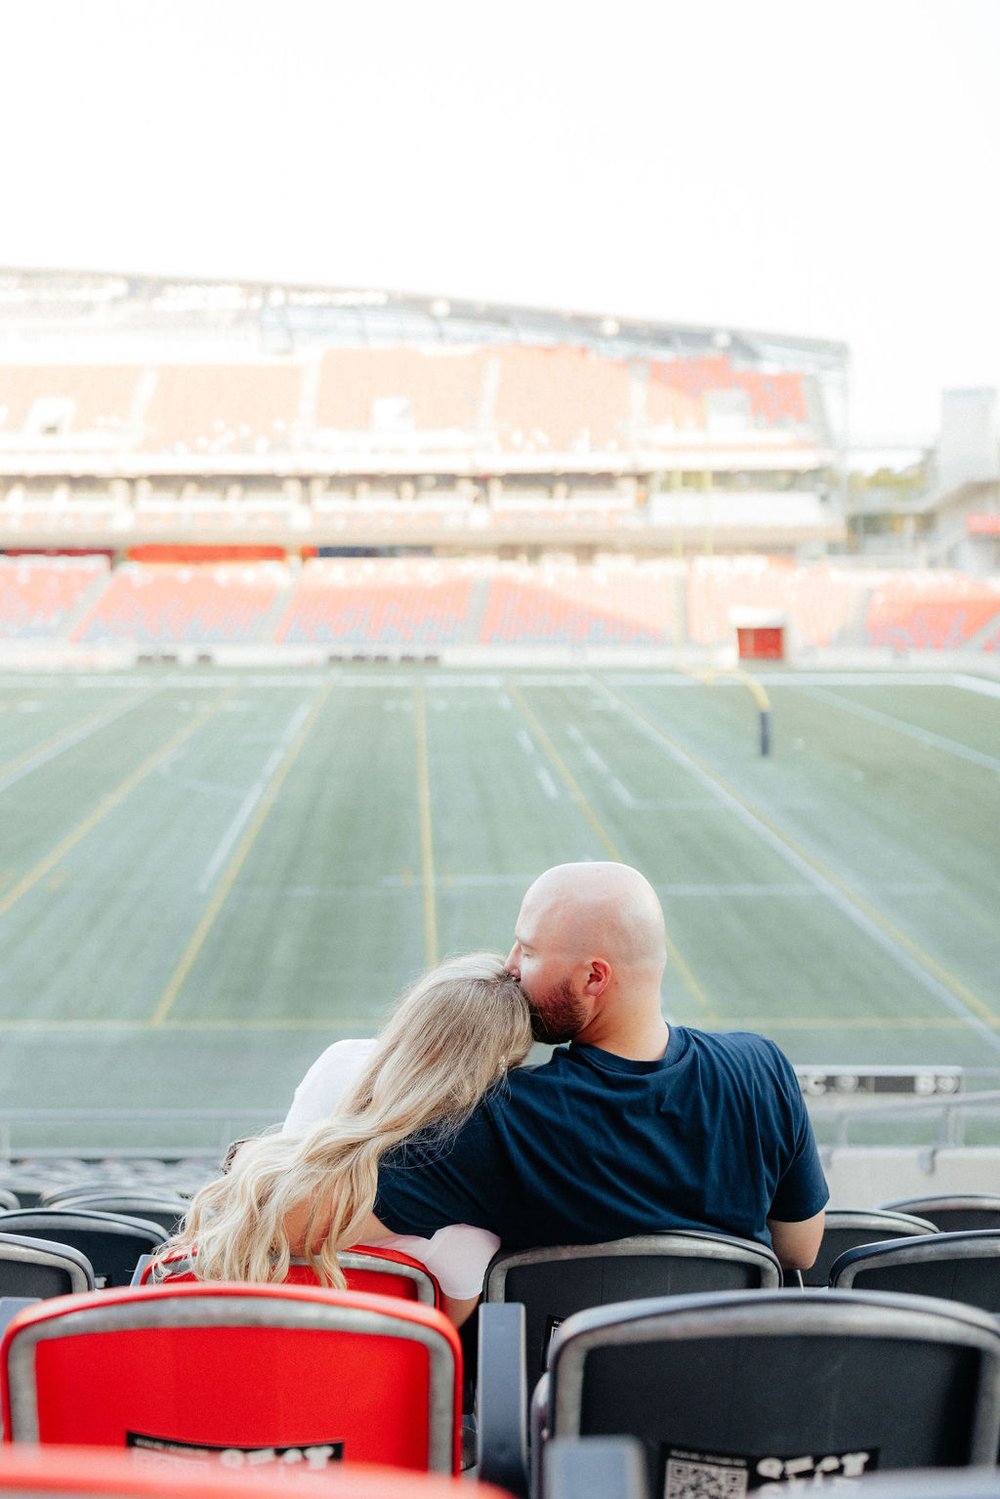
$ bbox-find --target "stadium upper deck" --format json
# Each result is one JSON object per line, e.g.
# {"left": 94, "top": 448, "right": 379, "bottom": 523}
{"left": 0, "top": 269, "right": 847, "bottom": 556}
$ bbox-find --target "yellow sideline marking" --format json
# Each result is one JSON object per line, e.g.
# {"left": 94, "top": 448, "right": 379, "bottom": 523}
{"left": 150, "top": 683, "right": 332, "bottom": 1028}
{"left": 505, "top": 679, "right": 715, "bottom": 1021}
{"left": 601, "top": 680, "right": 998, "bottom": 1029}
{"left": 0, "top": 701, "right": 229, "bottom": 923}
{"left": 0, "top": 698, "right": 146, "bottom": 783}
{"left": 414, "top": 680, "right": 439, "bottom": 967}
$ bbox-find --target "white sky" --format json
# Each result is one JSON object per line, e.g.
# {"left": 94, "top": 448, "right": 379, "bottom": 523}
{"left": 2, "top": 0, "right": 998, "bottom": 446}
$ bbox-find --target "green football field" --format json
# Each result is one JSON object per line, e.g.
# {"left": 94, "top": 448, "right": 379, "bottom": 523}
{"left": 1, "top": 666, "right": 998, "bottom": 1152}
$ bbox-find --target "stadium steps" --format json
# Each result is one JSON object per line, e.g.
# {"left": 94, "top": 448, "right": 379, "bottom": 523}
{"left": 462, "top": 573, "right": 495, "bottom": 644}
{"left": 966, "top": 607, "right": 1000, "bottom": 650}
{"left": 256, "top": 575, "right": 299, "bottom": 643}
{"left": 62, "top": 569, "right": 115, "bottom": 642}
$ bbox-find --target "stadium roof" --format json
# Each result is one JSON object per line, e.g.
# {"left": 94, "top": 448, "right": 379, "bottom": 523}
{"left": 0, "top": 267, "right": 848, "bottom": 374}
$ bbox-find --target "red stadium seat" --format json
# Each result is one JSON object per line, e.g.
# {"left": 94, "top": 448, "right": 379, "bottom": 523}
{"left": 0, "top": 1444, "right": 513, "bottom": 1499}
{"left": 1, "top": 1283, "right": 462, "bottom": 1474}
{"left": 144, "top": 1244, "right": 440, "bottom": 1306}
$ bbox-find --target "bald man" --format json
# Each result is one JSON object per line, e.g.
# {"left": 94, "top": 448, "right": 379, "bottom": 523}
{"left": 372, "top": 862, "right": 827, "bottom": 1292}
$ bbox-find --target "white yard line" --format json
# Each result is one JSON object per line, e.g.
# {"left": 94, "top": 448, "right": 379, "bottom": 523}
{"left": 598, "top": 677, "right": 1000, "bottom": 1054}
{"left": 806, "top": 685, "right": 1000, "bottom": 774}
{"left": 196, "top": 700, "right": 312, "bottom": 894}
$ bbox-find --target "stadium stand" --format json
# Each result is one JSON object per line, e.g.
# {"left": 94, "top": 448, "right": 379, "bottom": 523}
{"left": 73, "top": 562, "right": 290, "bottom": 645}
{"left": 686, "top": 555, "right": 863, "bottom": 648}
{"left": 0, "top": 556, "right": 109, "bottom": 639}
{"left": 864, "top": 574, "right": 1000, "bottom": 651}
{"left": 276, "top": 558, "right": 475, "bottom": 647}
{"left": 479, "top": 563, "right": 680, "bottom": 647}
{"left": 140, "top": 364, "right": 302, "bottom": 455}
{"left": 0, "top": 366, "right": 138, "bottom": 444}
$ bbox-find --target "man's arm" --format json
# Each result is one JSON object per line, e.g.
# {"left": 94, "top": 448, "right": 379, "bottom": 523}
{"left": 767, "top": 1208, "right": 825, "bottom": 1271}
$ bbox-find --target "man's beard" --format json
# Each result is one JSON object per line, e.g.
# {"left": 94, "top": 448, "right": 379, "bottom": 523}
{"left": 529, "top": 977, "right": 588, "bottom": 1044}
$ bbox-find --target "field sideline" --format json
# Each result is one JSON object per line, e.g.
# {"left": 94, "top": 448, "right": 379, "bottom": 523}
{"left": 1, "top": 666, "right": 998, "bottom": 1149}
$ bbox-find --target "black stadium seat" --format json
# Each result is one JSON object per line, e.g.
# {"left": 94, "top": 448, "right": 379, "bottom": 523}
{"left": 0, "top": 1233, "right": 94, "bottom": 1299}
{"left": 38, "top": 1192, "right": 188, "bottom": 1236}
{"left": 0, "top": 1210, "right": 167, "bottom": 1289}
{"left": 479, "top": 1288, "right": 1000, "bottom": 1499}
{"left": 796, "top": 1207, "right": 938, "bottom": 1286}
{"left": 880, "top": 1195, "right": 1000, "bottom": 1233}
{"left": 829, "top": 1230, "right": 1000, "bottom": 1314}
{"left": 484, "top": 1231, "right": 781, "bottom": 1383}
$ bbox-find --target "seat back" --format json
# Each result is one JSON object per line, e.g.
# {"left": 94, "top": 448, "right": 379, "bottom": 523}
{"left": 0, "top": 1211, "right": 167, "bottom": 1289}
{"left": 1, "top": 1283, "right": 462, "bottom": 1473}
{"left": 485, "top": 1232, "right": 781, "bottom": 1381}
{"left": 881, "top": 1196, "right": 1000, "bottom": 1233}
{"left": 800, "top": 1208, "right": 938, "bottom": 1286}
{"left": 146, "top": 1245, "right": 440, "bottom": 1306}
{"left": 0, "top": 1234, "right": 94, "bottom": 1299}
{"left": 39, "top": 1195, "right": 189, "bottom": 1236}
{"left": 0, "top": 1443, "right": 510, "bottom": 1499}
{"left": 540, "top": 1288, "right": 1000, "bottom": 1497}
{"left": 829, "top": 1231, "right": 1000, "bottom": 1313}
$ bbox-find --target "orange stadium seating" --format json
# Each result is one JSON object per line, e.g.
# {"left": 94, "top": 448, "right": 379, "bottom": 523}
{"left": 479, "top": 564, "right": 680, "bottom": 646}
{"left": 73, "top": 562, "right": 290, "bottom": 645}
{"left": 0, "top": 366, "right": 139, "bottom": 440}
{"left": 315, "top": 349, "right": 489, "bottom": 444}
{"left": 141, "top": 365, "right": 302, "bottom": 454}
{"left": 864, "top": 574, "right": 1000, "bottom": 651}
{"left": 0, "top": 556, "right": 109, "bottom": 638}
{"left": 492, "top": 347, "right": 632, "bottom": 453}
{"left": 686, "top": 557, "right": 863, "bottom": 647}
{"left": 276, "top": 559, "right": 474, "bottom": 647}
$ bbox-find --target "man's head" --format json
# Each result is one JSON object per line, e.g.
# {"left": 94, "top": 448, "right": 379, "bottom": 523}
{"left": 505, "top": 862, "right": 667, "bottom": 1045}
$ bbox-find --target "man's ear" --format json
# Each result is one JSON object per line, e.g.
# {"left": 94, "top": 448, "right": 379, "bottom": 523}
{"left": 584, "top": 959, "right": 611, "bottom": 997}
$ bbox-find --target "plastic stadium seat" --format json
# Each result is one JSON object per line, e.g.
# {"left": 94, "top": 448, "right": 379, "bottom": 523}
{"left": 795, "top": 1207, "right": 938, "bottom": 1286}
{"left": 0, "top": 1234, "right": 94, "bottom": 1299}
{"left": 829, "top": 1231, "right": 1000, "bottom": 1314}
{"left": 510, "top": 1288, "right": 1000, "bottom": 1498}
{"left": 0, "top": 1193, "right": 17, "bottom": 1214}
{"left": 880, "top": 1196, "right": 1000, "bottom": 1233}
{"left": 145, "top": 1244, "right": 440, "bottom": 1307}
{"left": 0, "top": 1210, "right": 167, "bottom": 1289}
{"left": 38, "top": 1193, "right": 189, "bottom": 1236}
{"left": 0, "top": 1444, "right": 515, "bottom": 1499}
{"left": 1, "top": 1283, "right": 462, "bottom": 1474}
{"left": 483, "top": 1231, "right": 781, "bottom": 1383}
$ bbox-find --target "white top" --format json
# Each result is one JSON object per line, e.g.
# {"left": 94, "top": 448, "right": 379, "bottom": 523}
{"left": 283, "top": 1037, "right": 498, "bottom": 1300}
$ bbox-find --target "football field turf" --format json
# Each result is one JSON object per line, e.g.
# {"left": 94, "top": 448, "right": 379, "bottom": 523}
{"left": 1, "top": 666, "right": 998, "bottom": 1151}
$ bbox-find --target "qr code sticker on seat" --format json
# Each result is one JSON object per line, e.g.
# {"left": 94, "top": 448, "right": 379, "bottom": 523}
{"left": 664, "top": 1453, "right": 749, "bottom": 1499}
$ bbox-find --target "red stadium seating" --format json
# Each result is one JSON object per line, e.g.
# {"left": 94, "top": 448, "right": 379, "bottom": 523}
{"left": 140, "top": 366, "right": 302, "bottom": 454}
{"left": 1, "top": 1283, "right": 462, "bottom": 1473}
{"left": 0, "top": 1445, "right": 510, "bottom": 1499}
{"left": 144, "top": 1244, "right": 440, "bottom": 1307}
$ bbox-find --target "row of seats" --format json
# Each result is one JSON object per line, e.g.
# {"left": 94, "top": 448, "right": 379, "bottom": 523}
{"left": 3, "top": 1195, "right": 1000, "bottom": 1490}
{"left": 0, "top": 350, "right": 817, "bottom": 457}
{"left": 5, "top": 556, "right": 998, "bottom": 649}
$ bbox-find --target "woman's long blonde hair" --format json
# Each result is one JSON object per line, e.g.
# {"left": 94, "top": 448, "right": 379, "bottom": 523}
{"left": 174, "top": 952, "right": 531, "bottom": 1286}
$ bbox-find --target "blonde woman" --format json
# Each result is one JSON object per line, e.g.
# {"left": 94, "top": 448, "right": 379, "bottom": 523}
{"left": 168, "top": 953, "right": 532, "bottom": 1324}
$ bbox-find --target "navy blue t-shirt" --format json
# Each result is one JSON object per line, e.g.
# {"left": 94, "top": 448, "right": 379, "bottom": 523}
{"left": 374, "top": 1027, "right": 828, "bottom": 1251}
